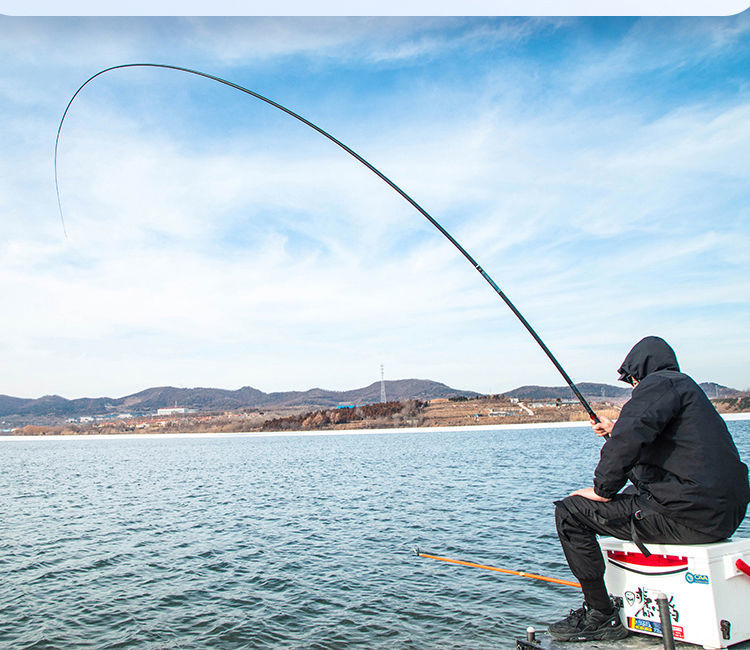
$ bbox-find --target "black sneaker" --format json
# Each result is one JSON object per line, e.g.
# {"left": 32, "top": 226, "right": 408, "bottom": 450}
{"left": 548, "top": 602, "right": 629, "bottom": 642}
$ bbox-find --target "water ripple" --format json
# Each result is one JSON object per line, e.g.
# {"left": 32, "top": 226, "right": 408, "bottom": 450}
{"left": 2, "top": 423, "right": 749, "bottom": 648}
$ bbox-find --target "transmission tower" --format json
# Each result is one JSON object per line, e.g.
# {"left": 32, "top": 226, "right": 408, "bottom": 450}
{"left": 380, "top": 364, "right": 387, "bottom": 403}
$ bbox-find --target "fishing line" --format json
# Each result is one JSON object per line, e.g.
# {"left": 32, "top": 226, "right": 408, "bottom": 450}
{"left": 54, "top": 63, "right": 599, "bottom": 423}
{"left": 413, "top": 548, "right": 581, "bottom": 589}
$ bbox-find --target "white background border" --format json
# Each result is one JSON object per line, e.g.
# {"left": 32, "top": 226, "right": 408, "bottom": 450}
{"left": 1, "top": 1, "right": 749, "bottom": 17}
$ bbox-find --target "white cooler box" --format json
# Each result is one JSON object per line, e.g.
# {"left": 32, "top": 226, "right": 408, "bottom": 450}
{"left": 599, "top": 537, "right": 750, "bottom": 649}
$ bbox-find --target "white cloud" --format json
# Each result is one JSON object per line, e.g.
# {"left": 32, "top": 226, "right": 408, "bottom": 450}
{"left": 0, "top": 17, "right": 551, "bottom": 70}
{"left": 1, "top": 16, "right": 749, "bottom": 398}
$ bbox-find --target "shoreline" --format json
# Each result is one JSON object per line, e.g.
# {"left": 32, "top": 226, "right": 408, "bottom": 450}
{"left": 1, "top": 412, "right": 748, "bottom": 441}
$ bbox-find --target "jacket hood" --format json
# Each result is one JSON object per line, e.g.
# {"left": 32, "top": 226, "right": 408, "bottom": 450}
{"left": 618, "top": 336, "right": 680, "bottom": 383}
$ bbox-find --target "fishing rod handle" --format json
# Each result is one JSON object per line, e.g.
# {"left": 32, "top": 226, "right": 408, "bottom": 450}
{"left": 591, "top": 416, "right": 613, "bottom": 440}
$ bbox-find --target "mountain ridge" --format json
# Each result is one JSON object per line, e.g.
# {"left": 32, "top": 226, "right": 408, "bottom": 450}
{"left": 0, "top": 380, "right": 742, "bottom": 423}
{"left": 0, "top": 379, "right": 481, "bottom": 421}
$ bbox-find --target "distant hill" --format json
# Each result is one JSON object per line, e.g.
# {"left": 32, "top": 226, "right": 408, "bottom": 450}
{"left": 503, "top": 383, "right": 632, "bottom": 401}
{"left": 2, "top": 378, "right": 742, "bottom": 425}
{"left": 698, "top": 382, "right": 744, "bottom": 399}
{"left": 0, "top": 379, "right": 480, "bottom": 423}
{"left": 504, "top": 381, "right": 743, "bottom": 402}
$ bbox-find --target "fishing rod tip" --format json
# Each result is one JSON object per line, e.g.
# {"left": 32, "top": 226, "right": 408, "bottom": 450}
{"left": 412, "top": 546, "right": 421, "bottom": 556}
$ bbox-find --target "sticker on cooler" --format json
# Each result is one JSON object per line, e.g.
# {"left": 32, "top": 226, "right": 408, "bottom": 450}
{"left": 606, "top": 550, "right": 688, "bottom": 576}
{"left": 624, "top": 587, "right": 681, "bottom": 623}
{"left": 627, "top": 616, "right": 685, "bottom": 639}
{"left": 685, "top": 572, "right": 710, "bottom": 584}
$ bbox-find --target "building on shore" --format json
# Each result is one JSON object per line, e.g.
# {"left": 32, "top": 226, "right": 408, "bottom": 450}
{"left": 157, "top": 407, "right": 192, "bottom": 416}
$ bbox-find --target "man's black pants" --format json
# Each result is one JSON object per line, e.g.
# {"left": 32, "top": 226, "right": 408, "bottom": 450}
{"left": 555, "top": 493, "right": 721, "bottom": 608}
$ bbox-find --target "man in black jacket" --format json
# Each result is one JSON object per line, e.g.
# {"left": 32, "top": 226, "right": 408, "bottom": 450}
{"left": 549, "top": 336, "right": 750, "bottom": 642}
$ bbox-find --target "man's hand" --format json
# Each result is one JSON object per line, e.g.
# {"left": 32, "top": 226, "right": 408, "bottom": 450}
{"left": 570, "top": 486, "right": 611, "bottom": 502}
{"left": 592, "top": 415, "right": 615, "bottom": 437}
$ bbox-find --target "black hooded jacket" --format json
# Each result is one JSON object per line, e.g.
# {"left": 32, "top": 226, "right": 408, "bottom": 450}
{"left": 593, "top": 336, "right": 750, "bottom": 539}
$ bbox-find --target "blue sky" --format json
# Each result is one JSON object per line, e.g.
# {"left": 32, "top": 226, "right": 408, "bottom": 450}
{"left": 1, "top": 15, "right": 748, "bottom": 398}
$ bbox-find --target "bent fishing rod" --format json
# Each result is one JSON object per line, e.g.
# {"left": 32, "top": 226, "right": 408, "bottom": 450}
{"left": 55, "top": 63, "right": 599, "bottom": 424}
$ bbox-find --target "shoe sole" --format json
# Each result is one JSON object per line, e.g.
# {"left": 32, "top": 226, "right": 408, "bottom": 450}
{"left": 548, "top": 624, "right": 630, "bottom": 642}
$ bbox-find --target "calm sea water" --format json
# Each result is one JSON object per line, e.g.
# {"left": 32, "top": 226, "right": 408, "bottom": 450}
{"left": 2, "top": 421, "right": 749, "bottom": 649}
